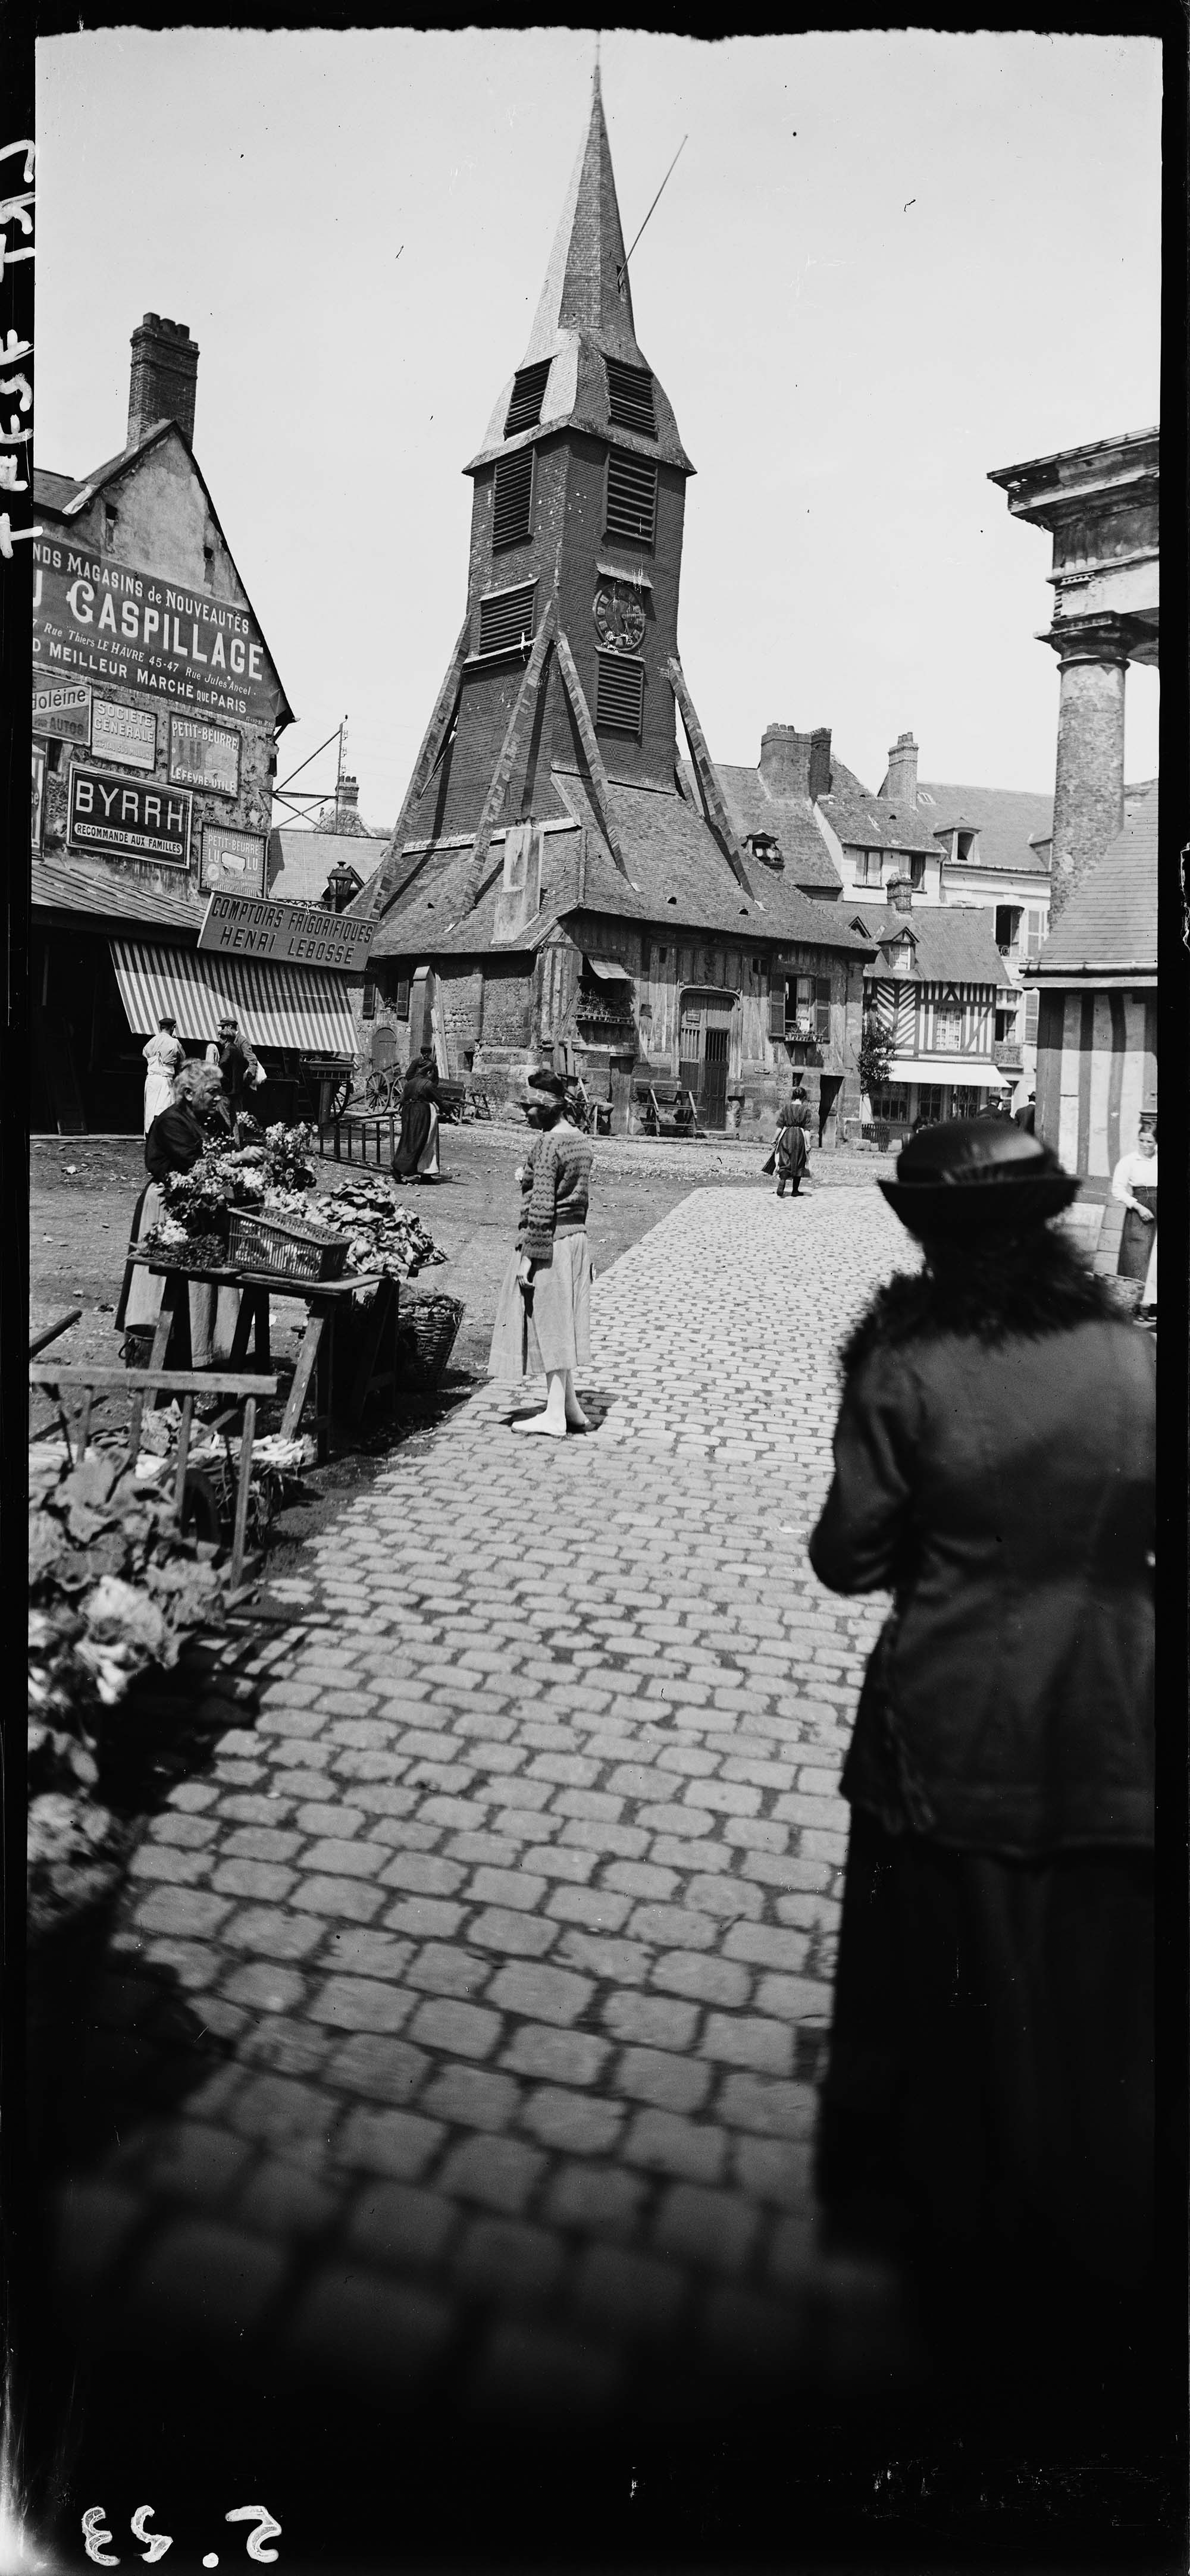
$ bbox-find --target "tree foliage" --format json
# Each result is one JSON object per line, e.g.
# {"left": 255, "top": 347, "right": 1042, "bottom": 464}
{"left": 859, "top": 1013, "right": 895, "bottom": 1098}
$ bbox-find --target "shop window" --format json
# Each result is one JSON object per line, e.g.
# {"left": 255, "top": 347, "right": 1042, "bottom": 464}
{"left": 394, "top": 979, "right": 411, "bottom": 1021}
{"left": 916, "top": 1085, "right": 946, "bottom": 1123}
{"left": 504, "top": 361, "right": 551, "bottom": 437}
{"left": 605, "top": 450, "right": 657, "bottom": 548}
{"left": 491, "top": 447, "right": 534, "bottom": 550}
{"left": 871, "top": 1087, "right": 910, "bottom": 1123}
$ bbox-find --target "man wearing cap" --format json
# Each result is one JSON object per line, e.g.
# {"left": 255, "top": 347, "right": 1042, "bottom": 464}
{"left": 809, "top": 1117, "right": 1155, "bottom": 2400}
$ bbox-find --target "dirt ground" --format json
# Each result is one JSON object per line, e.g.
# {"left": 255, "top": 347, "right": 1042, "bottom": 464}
{"left": 29, "top": 1120, "right": 881, "bottom": 1566}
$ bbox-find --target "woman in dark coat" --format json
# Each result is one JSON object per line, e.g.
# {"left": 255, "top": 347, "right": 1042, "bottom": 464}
{"left": 809, "top": 1118, "right": 1155, "bottom": 2405}
{"left": 392, "top": 1046, "right": 441, "bottom": 1182}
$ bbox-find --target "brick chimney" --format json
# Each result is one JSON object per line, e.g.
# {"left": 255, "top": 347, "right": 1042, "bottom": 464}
{"left": 887, "top": 874, "right": 915, "bottom": 914}
{"left": 760, "top": 724, "right": 833, "bottom": 803}
{"left": 884, "top": 731, "right": 919, "bottom": 811}
{"left": 127, "top": 313, "right": 199, "bottom": 449}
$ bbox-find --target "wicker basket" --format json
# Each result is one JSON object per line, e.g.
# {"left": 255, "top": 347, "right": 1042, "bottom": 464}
{"left": 396, "top": 1292, "right": 464, "bottom": 1390}
{"left": 227, "top": 1206, "right": 349, "bottom": 1283}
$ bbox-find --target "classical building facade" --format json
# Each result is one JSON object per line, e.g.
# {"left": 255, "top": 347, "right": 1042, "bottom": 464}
{"left": 31, "top": 316, "right": 361, "bottom": 1132}
{"left": 352, "top": 74, "right": 873, "bottom": 1138}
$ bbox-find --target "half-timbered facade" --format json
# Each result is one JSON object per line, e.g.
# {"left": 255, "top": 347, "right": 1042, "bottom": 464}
{"left": 851, "top": 885, "right": 1014, "bottom": 1139}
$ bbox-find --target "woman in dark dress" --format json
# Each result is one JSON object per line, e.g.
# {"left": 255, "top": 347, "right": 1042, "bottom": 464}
{"left": 392, "top": 1046, "right": 441, "bottom": 1182}
{"left": 809, "top": 1118, "right": 1155, "bottom": 2408}
{"left": 115, "top": 1060, "right": 233, "bottom": 1364}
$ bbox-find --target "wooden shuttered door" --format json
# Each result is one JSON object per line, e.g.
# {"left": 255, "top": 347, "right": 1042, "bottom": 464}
{"left": 605, "top": 450, "right": 657, "bottom": 547}
{"left": 492, "top": 447, "right": 534, "bottom": 550}
{"left": 768, "top": 985, "right": 787, "bottom": 1040}
{"left": 503, "top": 362, "right": 550, "bottom": 437}
{"left": 815, "top": 976, "right": 832, "bottom": 1045}
{"left": 595, "top": 653, "right": 644, "bottom": 738}
{"left": 605, "top": 360, "right": 657, "bottom": 436}
{"left": 477, "top": 580, "right": 537, "bottom": 659}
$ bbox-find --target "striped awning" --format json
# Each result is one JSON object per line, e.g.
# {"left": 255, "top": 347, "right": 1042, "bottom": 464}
{"left": 584, "top": 953, "right": 634, "bottom": 982}
{"left": 110, "top": 941, "right": 358, "bottom": 1054}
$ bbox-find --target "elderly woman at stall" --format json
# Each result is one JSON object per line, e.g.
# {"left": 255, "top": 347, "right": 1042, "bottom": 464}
{"left": 809, "top": 1117, "right": 1155, "bottom": 2409}
{"left": 142, "top": 1014, "right": 184, "bottom": 1133}
{"left": 392, "top": 1045, "right": 442, "bottom": 1183}
{"left": 115, "top": 1058, "right": 239, "bottom": 1369}
{"left": 488, "top": 1067, "right": 594, "bottom": 1437}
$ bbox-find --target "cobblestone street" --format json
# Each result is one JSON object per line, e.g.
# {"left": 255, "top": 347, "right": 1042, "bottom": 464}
{"left": 50, "top": 1176, "right": 923, "bottom": 2428}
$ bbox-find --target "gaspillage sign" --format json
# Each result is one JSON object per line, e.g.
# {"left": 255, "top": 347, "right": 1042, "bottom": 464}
{"left": 33, "top": 537, "right": 281, "bottom": 727}
{"left": 198, "top": 891, "right": 373, "bottom": 970}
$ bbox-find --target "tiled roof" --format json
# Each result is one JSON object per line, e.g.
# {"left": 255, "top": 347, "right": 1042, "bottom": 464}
{"left": 369, "top": 775, "right": 876, "bottom": 961}
{"left": 817, "top": 784, "right": 941, "bottom": 857}
{"left": 915, "top": 781, "right": 1054, "bottom": 875}
{"left": 679, "top": 761, "right": 843, "bottom": 894}
{"left": 31, "top": 852, "right": 202, "bottom": 935}
{"left": 849, "top": 900, "right": 1014, "bottom": 989}
{"left": 32, "top": 469, "right": 80, "bottom": 511}
{"left": 266, "top": 831, "right": 370, "bottom": 907}
{"left": 1032, "top": 782, "right": 1157, "bottom": 976}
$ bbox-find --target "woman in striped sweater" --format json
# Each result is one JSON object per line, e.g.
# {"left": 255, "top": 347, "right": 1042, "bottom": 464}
{"left": 488, "top": 1068, "right": 594, "bottom": 1437}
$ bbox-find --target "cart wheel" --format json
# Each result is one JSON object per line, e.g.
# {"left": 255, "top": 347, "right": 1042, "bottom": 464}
{"left": 178, "top": 1467, "right": 224, "bottom": 1550}
{"left": 327, "top": 1070, "right": 352, "bottom": 1121}
{"left": 365, "top": 1071, "right": 384, "bottom": 1111}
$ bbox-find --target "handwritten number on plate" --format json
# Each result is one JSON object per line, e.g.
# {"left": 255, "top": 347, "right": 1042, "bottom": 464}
{"left": 82, "top": 2506, "right": 120, "bottom": 2565}
{"left": 131, "top": 2504, "right": 173, "bottom": 2561}
{"left": 226, "top": 2505, "right": 282, "bottom": 2562}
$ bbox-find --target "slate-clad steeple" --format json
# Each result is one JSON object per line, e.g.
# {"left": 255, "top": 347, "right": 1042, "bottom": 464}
{"left": 525, "top": 65, "right": 645, "bottom": 366}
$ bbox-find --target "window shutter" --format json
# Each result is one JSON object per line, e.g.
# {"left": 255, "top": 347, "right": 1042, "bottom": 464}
{"left": 595, "top": 653, "right": 644, "bottom": 738}
{"left": 491, "top": 447, "right": 534, "bottom": 550}
{"left": 1024, "top": 992, "right": 1039, "bottom": 1041}
{"left": 362, "top": 977, "right": 376, "bottom": 1021}
{"left": 1026, "top": 908, "right": 1042, "bottom": 961}
{"left": 504, "top": 361, "right": 550, "bottom": 437}
{"left": 815, "top": 976, "right": 832, "bottom": 1045}
{"left": 477, "top": 579, "right": 537, "bottom": 659}
{"left": 605, "top": 359, "right": 657, "bottom": 436}
{"left": 395, "top": 980, "right": 411, "bottom": 1021}
{"left": 605, "top": 450, "right": 657, "bottom": 547}
{"left": 768, "top": 985, "right": 787, "bottom": 1041}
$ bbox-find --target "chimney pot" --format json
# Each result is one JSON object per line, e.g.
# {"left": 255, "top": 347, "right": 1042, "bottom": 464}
{"left": 760, "top": 723, "right": 833, "bottom": 802}
{"left": 887, "top": 874, "right": 914, "bottom": 914}
{"left": 884, "top": 730, "right": 919, "bottom": 812}
{"left": 127, "top": 312, "right": 200, "bottom": 451}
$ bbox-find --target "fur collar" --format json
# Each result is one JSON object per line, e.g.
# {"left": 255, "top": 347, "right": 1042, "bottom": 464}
{"left": 840, "top": 1228, "right": 1115, "bottom": 1378}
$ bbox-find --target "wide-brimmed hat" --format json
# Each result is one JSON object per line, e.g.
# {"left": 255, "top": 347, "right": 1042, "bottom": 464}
{"left": 878, "top": 1117, "right": 1079, "bottom": 1237}
{"left": 527, "top": 1067, "right": 566, "bottom": 1099}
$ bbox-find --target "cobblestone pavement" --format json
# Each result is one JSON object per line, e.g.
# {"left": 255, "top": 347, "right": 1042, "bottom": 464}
{"left": 52, "top": 1180, "right": 923, "bottom": 2424}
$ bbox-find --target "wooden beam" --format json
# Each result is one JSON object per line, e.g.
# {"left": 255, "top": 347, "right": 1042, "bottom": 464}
{"left": 665, "top": 657, "right": 756, "bottom": 897}
{"left": 356, "top": 609, "right": 474, "bottom": 923}
{"left": 554, "top": 629, "right": 635, "bottom": 883}
{"left": 462, "top": 598, "right": 558, "bottom": 911}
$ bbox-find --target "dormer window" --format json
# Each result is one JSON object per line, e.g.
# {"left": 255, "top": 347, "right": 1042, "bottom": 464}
{"left": 504, "top": 361, "right": 551, "bottom": 437}
{"left": 956, "top": 829, "right": 978, "bottom": 863}
{"left": 605, "top": 359, "right": 657, "bottom": 437}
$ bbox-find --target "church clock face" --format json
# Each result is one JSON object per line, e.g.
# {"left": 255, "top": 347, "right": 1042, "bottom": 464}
{"left": 593, "top": 578, "right": 647, "bottom": 654}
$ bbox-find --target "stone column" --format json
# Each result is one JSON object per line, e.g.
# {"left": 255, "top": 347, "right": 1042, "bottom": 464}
{"left": 1048, "top": 613, "right": 1130, "bottom": 921}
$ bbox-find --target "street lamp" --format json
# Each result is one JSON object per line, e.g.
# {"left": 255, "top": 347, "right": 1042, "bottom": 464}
{"left": 322, "top": 858, "right": 358, "bottom": 915}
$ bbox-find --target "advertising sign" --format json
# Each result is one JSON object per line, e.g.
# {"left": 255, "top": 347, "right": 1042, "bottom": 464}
{"left": 198, "top": 891, "right": 374, "bottom": 970}
{"left": 32, "top": 746, "right": 45, "bottom": 850}
{"left": 91, "top": 696, "right": 157, "bottom": 772}
{"left": 32, "top": 680, "right": 91, "bottom": 745}
{"left": 69, "top": 765, "right": 192, "bottom": 869}
{"left": 201, "top": 824, "right": 267, "bottom": 897}
{"left": 33, "top": 537, "right": 281, "bottom": 727}
{"left": 170, "top": 715, "right": 241, "bottom": 798}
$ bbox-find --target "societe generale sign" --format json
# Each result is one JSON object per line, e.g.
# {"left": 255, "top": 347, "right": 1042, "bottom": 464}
{"left": 198, "top": 891, "right": 374, "bottom": 971}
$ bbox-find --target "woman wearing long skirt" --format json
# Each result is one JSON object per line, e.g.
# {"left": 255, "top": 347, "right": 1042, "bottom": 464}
{"left": 488, "top": 1068, "right": 594, "bottom": 1437}
{"left": 115, "top": 1060, "right": 240, "bottom": 1368}
{"left": 142, "top": 1015, "right": 184, "bottom": 1132}
{"left": 1111, "top": 1114, "right": 1157, "bottom": 1311}
{"left": 392, "top": 1047, "right": 441, "bottom": 1183}
{"left": 808, "top": 1117, "right": 1155, "bottom": 2405}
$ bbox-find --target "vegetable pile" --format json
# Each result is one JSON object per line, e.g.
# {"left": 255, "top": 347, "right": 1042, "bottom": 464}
{"left": 312, "top": 1178, "right": 449, "bottom": 1282}
{"left": 140, "top": 1125, "right": 446, "bottom": 1284}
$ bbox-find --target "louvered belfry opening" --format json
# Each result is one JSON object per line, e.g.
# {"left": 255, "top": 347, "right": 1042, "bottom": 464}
{"left": 504, "top": 361, "right": 552, "bottom": 437}
{"left": 477, "top": 579, "right": 537, "bottom": 659}
{"left": 596, "top": 653, "right": 645, "bottom": 738}
{"left": 492, "top": 447, "right": 534, "bottom": 550}
{"left": 605, "top": 358, "right": 657, "bottom": 437}
{"left": 605, "top": 450, "right": 657, "bottom": 547}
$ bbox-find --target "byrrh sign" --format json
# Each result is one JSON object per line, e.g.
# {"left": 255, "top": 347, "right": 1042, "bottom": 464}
{"left": 33, "top": 538, "right": 282, "bottom": 728}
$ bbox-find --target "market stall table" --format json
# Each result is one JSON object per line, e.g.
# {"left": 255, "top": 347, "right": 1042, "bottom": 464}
{"left": 131, "top": 1257, "right": 400, "bottom": 1462}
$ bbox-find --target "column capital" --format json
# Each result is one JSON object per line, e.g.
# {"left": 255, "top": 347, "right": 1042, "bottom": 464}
{"left": 1042, "top": 609, "right": 1146, "bottom": 670}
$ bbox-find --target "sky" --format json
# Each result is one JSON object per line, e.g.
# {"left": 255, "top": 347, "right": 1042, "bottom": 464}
{"left": 35, "top": 27, "right": 1161, "bottom": 830}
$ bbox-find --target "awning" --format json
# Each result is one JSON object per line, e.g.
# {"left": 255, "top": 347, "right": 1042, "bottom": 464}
{"left": 890, "top": 1058, "right": 1009, "bottom": 1090}
{"left": 110, "top": 941, "right": 358, "bottom": 1054}
{"left": 584, "top": 953, "right": 634, "bottom": 982}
